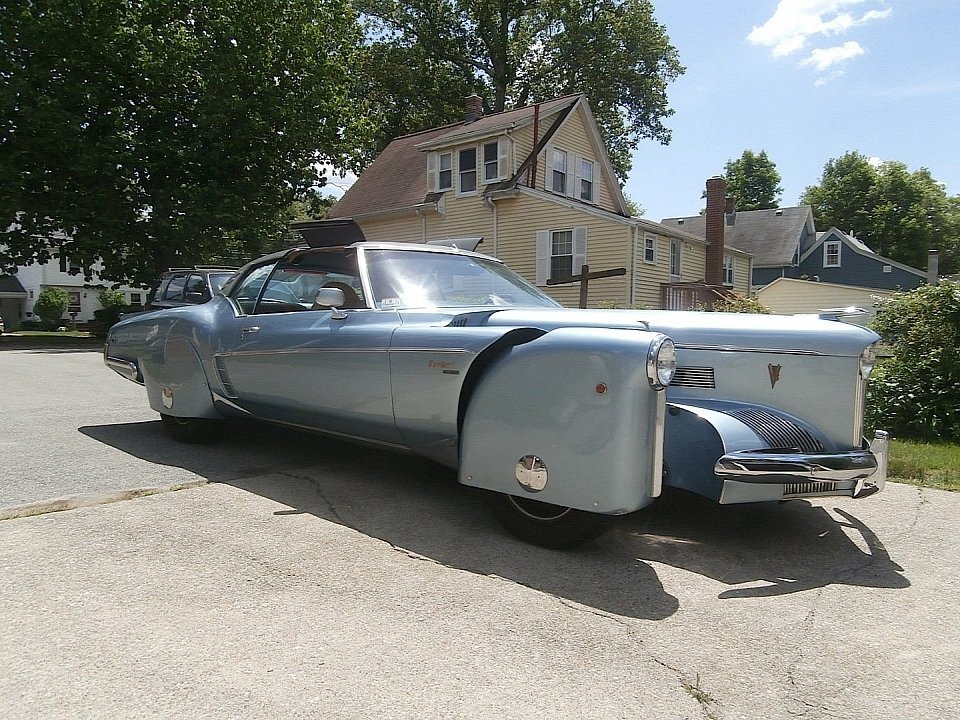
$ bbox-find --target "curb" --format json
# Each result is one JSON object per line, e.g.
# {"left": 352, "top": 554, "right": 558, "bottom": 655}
{"left": 0, "top": 480, "right": 211, "bottom": 521}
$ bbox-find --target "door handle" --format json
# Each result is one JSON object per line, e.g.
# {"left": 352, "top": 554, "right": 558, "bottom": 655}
{"left": 241, "top": 326, "right": 260, "bottom": 334}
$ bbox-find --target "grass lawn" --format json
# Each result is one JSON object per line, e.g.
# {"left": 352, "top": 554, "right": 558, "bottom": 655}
{"left": 889, "top": 439, "right": 960, "bottom": 492}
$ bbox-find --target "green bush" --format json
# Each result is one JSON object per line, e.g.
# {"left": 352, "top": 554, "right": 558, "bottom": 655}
{"left": 98, "top": 289, "right": 127, "bottom": 308}
{"left": 33, "top": 288, "right": 69, "bottom": 325}
{"left": 694, "top": 294, "right": 771, "bottom": 314}
{"left": 867, "top": 281, "right": 960, "bottom": 441}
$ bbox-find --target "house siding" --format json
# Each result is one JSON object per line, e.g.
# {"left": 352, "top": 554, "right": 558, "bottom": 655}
{"left": 493, "top": 193, "right": 630, "bottom": 307}
{"left": 758, "top": 277, "right": 894, "bottom": 324}
{"left": 354, "top": 215, "right": 424, "bottom": 243}
{"left": 798, "top": 240, "right": 925, "bottom": 290}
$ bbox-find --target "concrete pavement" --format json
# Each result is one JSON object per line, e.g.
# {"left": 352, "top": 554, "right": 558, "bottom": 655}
{"left": 1, "top": 349, "right": 959, "bottom": 718}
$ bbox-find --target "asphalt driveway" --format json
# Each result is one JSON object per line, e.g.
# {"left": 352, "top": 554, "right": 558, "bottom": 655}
{"left": 1, "top": 350, "right": 958, "bottom": 719}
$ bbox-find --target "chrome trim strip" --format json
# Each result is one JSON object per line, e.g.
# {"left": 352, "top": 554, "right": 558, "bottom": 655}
{"left": 105, "top": 356, "right": 143, "bottom": 384}
{"left": 219, "top": 347, "right": 390, "bottom": 358}
{"left": 676, "top": 344, "right": 825, "bottom": 356}
{"left": 211, "top": 392, "right": 252, "bottom": 414}
{"left": 715, "top": 447, "right": 879, "bottom": 483}
{"left": 387, "top": 348, "right": 474, "bottom": 354}
{"left": 652, "top": 396, "right": 666, "bottom": 498}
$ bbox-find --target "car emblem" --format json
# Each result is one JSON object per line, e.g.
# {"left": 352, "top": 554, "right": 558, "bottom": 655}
{"left": 768, "top": 364, "right": 782, "bottom": 388}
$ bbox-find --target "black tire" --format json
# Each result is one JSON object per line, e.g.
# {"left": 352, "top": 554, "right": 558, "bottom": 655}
{"left": 159, "top": 413, "right": 222, "bottom": 443}
{"left": 489, "top": 493, "right": 613, "bottom": 549}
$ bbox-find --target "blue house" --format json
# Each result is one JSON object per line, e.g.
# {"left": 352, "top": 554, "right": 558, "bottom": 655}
{"left": 662, "top": 205, "right": 927, "bottom": 290}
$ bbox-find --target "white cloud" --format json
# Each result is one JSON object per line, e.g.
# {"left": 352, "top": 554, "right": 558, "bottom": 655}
{"left": 801, "top": 41, "right": 865, "bottom": 71}
{"left": 748, "top": 1, "right": 891, "bottom": 57}
{"left": 813, "top": 70, "right": 847, "bottom": 87}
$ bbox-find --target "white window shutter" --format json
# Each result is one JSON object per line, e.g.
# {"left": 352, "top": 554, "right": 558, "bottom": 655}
{"left": 498, "top": 137, "right": 510, "bottom": 180}
{"left": 427, "top": 152, "right": 438, "bottom": 192}
{"left": 536, "top": 230, "right": 551, "bottom": 286}
{"left": 573, "top": 226, "right": 587, "bottom": 271}
{"left": 569, "top": 153, "right": 580, "bottom": 198}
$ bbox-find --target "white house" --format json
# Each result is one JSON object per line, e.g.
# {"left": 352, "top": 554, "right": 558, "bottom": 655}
{"left": 1, "top": 246, "right": 146, "bottom": 326}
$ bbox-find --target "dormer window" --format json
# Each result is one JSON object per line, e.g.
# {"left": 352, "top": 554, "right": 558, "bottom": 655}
{"left": 438, "top": 152, "right": 452, "bottom": 191}
{"left": 551, "top": 149, "right": 567, "bottom": 194}
{"left": 458, "top": 147, "right": 477, "bottom": 194}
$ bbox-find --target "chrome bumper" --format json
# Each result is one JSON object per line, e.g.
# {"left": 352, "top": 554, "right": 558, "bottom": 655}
{"left": 715, "top": 430, "right": 888, "bottom": 498}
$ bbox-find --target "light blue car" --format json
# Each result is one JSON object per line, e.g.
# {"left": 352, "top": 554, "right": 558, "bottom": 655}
{"left": 105, "top": 239, "right": 887, "bottom": 548}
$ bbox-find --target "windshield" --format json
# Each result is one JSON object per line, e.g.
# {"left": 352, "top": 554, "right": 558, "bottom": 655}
{"left": 363, "top": 249, "right": 560, "bottom": 310}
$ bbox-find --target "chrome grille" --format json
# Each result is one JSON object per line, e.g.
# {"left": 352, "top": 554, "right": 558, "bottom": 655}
{"left": 672, "top": 366, "right": 716, "bottom": 389}
{"left": 723, "top": 408, "right": 824, "bottom": 452}
{"left": 214, "top": 356, "right": 238, "bottom": 398}
{"left": 784, "top": 482, "right": 840, "bottom": 497}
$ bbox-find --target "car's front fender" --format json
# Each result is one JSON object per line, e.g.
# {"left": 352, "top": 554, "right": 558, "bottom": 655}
{"left": 458, "top": 327, "right": 669, "bottom": 515}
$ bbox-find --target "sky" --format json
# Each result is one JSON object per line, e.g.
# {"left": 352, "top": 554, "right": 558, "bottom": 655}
{"left": 628, "top": 0, "right": 960, "bottom": 221}
{"left": 325, "top": 1, "right": 960, "bottom": 223}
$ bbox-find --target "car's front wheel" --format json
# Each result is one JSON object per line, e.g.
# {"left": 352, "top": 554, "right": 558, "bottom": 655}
{"left": 159, "top": 413, "right": 222, "bottom": 443}
{"left": 489, "top": 493, "right": 612, "bottom": 549}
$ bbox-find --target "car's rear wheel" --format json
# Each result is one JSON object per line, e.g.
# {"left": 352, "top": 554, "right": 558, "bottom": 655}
{"left": 159, "top": 413, "right": 222, "bottom": 443}
{"left": 489, "top": 493, "right": 612, "bottom": 549}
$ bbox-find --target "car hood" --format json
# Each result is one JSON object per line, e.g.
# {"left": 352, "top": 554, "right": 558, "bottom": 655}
{"left": 456, "top": 308, "right": 880, "bottom": 357}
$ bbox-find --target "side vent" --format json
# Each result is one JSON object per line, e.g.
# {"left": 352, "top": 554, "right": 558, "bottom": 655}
{"left": 214, "top": 356, "right": 238, "bottom": 398}
{"left": 671, "top": 366, "right": 716, "bottom": 389}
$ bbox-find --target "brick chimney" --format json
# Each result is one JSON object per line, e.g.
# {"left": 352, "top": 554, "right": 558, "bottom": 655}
{"left": 464, "top": 94, "right": 483, "bottom": 124}
{"left": 928, "top": 249, "right": 940, "bottom": 285}
{"left": 704, "top": 176, "right": 726, "bottom": 286}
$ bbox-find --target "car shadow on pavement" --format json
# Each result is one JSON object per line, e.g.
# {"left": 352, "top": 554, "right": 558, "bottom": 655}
{"left": 81, "top": 419, "right": 909, "bottom": 618}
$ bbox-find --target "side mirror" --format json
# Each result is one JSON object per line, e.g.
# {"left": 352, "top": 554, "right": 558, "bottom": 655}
{"left": 314, "top": 287, "right": 345, "bottom": 308}
{"left": 314, "top": 287, "right": 348, "bottom": 320}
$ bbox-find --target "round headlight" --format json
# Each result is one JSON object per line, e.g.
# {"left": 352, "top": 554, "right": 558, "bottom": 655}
{"left": 647, "top": 336, "right": 677, "bottom": 390}
{"left": 860, "top": 343, "right": 878, "bottom": 379}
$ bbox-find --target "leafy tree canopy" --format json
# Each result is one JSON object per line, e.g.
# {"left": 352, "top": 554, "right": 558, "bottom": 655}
{"left": 1, "top": 0, "right": 366, "bottom": 287}
{"left": 801, "top": 151, "right": 960, "bottom": 274}
{"left": 355, "top": 0, "right": 685, "bottom": 180}
{"left": 723, "top": 149, "right": 783, "bottom": 211}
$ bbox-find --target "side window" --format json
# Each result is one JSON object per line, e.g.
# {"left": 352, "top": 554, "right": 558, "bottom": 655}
{"left": 184, "top": 273, "right": 207, "bottom": 299}
{"left": 551, "top": 149, "right": 567, "bottom": 194}
{"left": 232, "top": 264, "right": 275, "bottom": 315}
{"left": 163, "top": 275, "right": 187, "bottom": 301}
{"left": 580, "top": 159, "right": 595, "bottom": 201}
{"left": 438, "top": 153, "right": 453, "bottom": 191}
{"left": 458, "top": 147, "right": 477, "bottom": 194}
{"left": 824, "top": 241, "right": 841, "bottom": 268}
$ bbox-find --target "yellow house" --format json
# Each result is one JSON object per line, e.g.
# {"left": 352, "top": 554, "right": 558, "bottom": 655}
{"left": 328, "top": 94, "right": 751, "bottom": 308}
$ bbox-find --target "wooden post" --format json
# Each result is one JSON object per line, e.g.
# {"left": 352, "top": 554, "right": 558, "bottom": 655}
{"left": 546, "top": 264, "right": 626, "bottom": 308}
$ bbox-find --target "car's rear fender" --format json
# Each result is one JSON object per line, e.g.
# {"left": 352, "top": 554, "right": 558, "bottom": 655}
{"left": 141, "top": 334, "right": 219, "bottom": 419}
{"left": 458, "top": 327, "right": 668, "bottom": 515}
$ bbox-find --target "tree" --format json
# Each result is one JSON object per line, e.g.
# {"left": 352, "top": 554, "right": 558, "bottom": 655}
{"left": 357, "top": 0, "right": 684, "bottom": 180}
{"left": 33, "top": 288, "right": 69, "bottom": 325}
{"left": 867, "top": 281, "right": 960, "bottom": 441}
{"left": 1, "top": 0, "right": 367, "bottom": 287}
{"left": 801, "top": 152, "right": 960, "bottom": 274}
{"left": 723, "top": 150, "right": 783, "bottom": 211}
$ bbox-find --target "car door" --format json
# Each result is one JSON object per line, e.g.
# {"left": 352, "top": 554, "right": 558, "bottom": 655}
{"left": 217, "top": 254, "right": 403, "bottom": 446}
